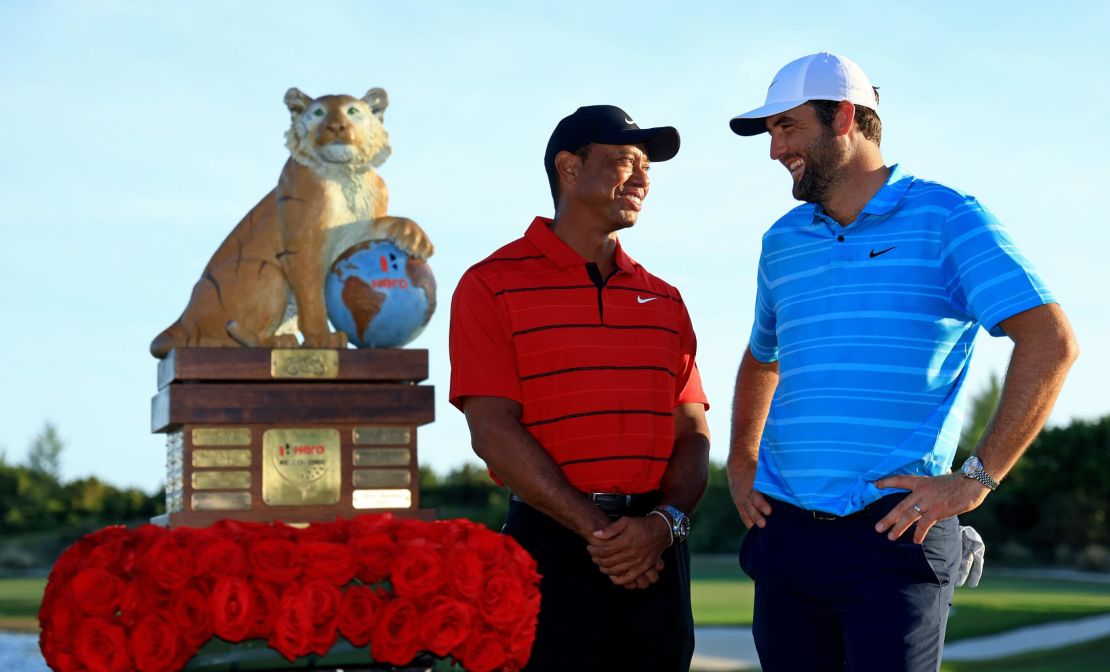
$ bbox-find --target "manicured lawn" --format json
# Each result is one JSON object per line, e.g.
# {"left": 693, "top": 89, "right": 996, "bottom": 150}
{"left": 0, "top": 577, "right": 46, "bottom": 632}
{"left": 941, "top": 635, "right": 1110, "bottom": 672}
{"left": 689, "top": 557, "right": 1110, "bottom": 642}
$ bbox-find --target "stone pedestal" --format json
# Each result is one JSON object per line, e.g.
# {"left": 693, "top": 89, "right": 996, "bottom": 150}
{"left": 150, "top": 347, "right": 434, "bottom": 527}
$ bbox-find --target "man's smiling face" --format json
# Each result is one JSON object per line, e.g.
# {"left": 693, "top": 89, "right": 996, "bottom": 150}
{"left": 765, "top": 103, "right": 847, "bottom": 204}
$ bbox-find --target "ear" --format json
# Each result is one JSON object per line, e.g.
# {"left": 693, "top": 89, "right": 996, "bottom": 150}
{"left": 362, "top": 88, "right": 389, "bottom": 121}
{"left": 285, "top": 88, "right": 313, "bottom": 114}
{"left": 554, "top": 150, "right": 582, "bottom": 187}
{"left": 834, "top": 101, "right": 856, "bottom": 137}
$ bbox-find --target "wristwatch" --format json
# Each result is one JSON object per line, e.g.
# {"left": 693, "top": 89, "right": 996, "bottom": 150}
{"left": 960, "top": 456, "right": 1000, "bottom": 491}
{"left": 652, "top": 505, "right": 691, "bottom": 545}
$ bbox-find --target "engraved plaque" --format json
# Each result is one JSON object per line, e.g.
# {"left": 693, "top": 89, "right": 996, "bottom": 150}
{"left": 353, "top": 426, "right": 412, "bottom": 446}
{"left": 192, "top": 470, "right": 252, "bottom": 490}
{"left": 353, "top": 489, "right": 412, "bottom": 509}
{"left": 193, "top": 427, "right": 251, "bottom": 446}
{"left": 353, "top": 448, "right": 411, "bottom": 467}
{"left": 352, "top": 469, "right": 411, "bottom": 488}
{"left": 192, "top": 492, "right": 252, "bottom": 511}
{"left": 263, "top": 428, "right": 341, "bottom": 505}
{"left": 271, "top": 349, "right": 339, "bottom": 379}
{"left": 193, "top": 449, "right": 252, "bottom": 468}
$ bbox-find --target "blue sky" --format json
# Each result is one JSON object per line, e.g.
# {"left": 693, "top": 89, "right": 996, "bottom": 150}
{"left": 1, "top": 1, "right": 1107, "bottom": 492}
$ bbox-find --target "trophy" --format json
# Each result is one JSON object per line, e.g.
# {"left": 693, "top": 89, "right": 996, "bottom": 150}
{"left": 149, "top": 86, "right": 436, "bottom": 527}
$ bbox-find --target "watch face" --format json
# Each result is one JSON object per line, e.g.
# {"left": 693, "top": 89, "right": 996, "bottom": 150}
{"left": 962, "top": 456, "right": 982, "bottom": 476}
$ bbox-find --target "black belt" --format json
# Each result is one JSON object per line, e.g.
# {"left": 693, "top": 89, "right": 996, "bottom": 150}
{"left": 510, "top": 490, "right": 661, "bottom": 517}
{"left": 768, "top": 493, "right": 907, "bottom": 521}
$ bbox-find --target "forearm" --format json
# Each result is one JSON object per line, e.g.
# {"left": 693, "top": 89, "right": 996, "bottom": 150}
{"left": 660, "top": 407, "right": 710, "bottom": 514}
{"left": 975, "top": 306, "right": 1079, "bottom": 480}
{"left": 726, "top": 347, "right": 779, "bottom": 487}
{"left": 464, "top": 400, "right": 609, "bottom": 539}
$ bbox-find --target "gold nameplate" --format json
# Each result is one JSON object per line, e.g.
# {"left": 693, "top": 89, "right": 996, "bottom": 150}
{"left": 192, "top": 427, "right": 251, "bottom": 446}
{"left": 192, "top": 492, "right": 252, "bottom": 511}
{"left": 353, "top": 426, "right": 412, "bottom": 446}
{"left": 193, "top": 449, "right": 252, "bottom": 468}
{"left": 271, "top": 349, "right": 339, "bottom": 379}
{"left": 262, "top": 428, "right": 341, "bottom": 505}
{"left": 192, "top": 470, "right": 252, "bottom": 490}
{"left": 352, "top": 469, "right": 411, "bottom": 488}
{"left": 353, "top": 489, "right": 412, "bottom": 509}
{"left": 353, "top": 448, "right": 411, "bottom": 467}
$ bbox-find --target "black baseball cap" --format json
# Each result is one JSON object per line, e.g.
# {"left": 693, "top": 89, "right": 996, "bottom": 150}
{"left": 544, "top": 105, "right": 680, "bottom": 184}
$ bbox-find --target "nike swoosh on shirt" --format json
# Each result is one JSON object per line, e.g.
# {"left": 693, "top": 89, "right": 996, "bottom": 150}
{"left": 869, "top": 246, "right": 896, "bottom": 258}
{"left": 636, "top": 296, "right": 658, "bottom": 304}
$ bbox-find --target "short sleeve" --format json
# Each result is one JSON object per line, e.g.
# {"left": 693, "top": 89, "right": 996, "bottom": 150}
{"left": 748, "top": 249, "right": 779, "bottom": 362}
{"left": 942, "top": 198, "right": 1056, "bottom": 337}
{"left": 674, "top": 293, "right": 709, "bottom": 410}
{"left": 448, "top": 271, "right": 522, "bottom": 410}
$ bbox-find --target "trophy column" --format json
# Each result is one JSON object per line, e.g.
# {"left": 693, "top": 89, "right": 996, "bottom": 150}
{"left": 150, "top": 347, "right": 434, "bottom": 528}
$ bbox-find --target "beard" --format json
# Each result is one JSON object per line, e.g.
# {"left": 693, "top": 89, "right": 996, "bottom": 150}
{"left": 793, "top": 128, "right": 847, "bottom": 203}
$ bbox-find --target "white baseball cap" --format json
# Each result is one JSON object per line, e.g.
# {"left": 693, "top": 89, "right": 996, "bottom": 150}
{"left": 730, "top": 52, "right": 878, "bottom": 136}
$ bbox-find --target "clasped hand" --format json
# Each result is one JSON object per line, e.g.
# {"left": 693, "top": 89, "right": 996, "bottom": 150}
{"left": 586, "top": 515, "right": 671, "bottom": 590}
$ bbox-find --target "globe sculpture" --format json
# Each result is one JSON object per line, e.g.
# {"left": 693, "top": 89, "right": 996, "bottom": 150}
{"left": 325, "top": 239, "right": 437, "bottom": 348}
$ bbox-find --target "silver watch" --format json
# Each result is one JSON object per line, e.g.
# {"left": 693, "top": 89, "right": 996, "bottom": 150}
{"left": 654, "top": 505, "right": 690, "bottom": 544}
{"left": 960, "top": 456, "right": 999, "bottom": 491}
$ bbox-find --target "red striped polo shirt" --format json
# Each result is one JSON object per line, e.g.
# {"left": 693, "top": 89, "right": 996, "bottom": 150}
{"left": 449, "top": 216, "right": 708, "bottom": 494}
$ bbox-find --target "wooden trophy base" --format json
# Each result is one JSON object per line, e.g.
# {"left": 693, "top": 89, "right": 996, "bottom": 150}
{"left": 151, "top": 347, "right": 435, "bottom": 528}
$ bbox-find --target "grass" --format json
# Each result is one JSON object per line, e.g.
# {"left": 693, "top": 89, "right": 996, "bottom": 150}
{"left": 940, "top": 635, "right": 1110, "bottom": 672}
{"left": 0, "top": 577, "right": 46, "bottom": 632}
{"left": 689, "top": 556, "right": 1110, "bottom": 642}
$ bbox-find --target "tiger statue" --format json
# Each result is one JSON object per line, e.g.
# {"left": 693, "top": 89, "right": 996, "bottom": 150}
{"left": 149, "top": 87, "right": 433, "bottom": 358}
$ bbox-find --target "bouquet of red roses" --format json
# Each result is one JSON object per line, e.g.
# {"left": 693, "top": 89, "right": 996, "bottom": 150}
{"left": 38, "top": 515, "right": 541, "bottom": 672}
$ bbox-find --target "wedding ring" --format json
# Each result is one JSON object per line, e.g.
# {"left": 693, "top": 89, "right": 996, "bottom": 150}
{"left": 912, "top": 504, "right": 924, "bottom": 514}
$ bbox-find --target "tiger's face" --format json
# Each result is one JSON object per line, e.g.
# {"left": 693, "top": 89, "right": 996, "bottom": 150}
{"left": 284, "top": 87, "right": 392, "bottom": 170}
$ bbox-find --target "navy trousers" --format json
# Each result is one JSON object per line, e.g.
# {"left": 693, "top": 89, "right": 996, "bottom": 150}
{"left": 504, "top": 499, "right": 694, "bottom": 672}
{"left": 739, "top": 494, "right": 961, "bottom": 672}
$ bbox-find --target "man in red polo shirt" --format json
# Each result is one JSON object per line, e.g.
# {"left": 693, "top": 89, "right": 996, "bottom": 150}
{"left": 449, "top": 105, "right": 711, "bottom": 671}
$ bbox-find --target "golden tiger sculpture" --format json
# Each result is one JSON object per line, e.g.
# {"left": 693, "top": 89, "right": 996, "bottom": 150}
{"left": 150, "top": 87, "right": 433, "bottom": 358}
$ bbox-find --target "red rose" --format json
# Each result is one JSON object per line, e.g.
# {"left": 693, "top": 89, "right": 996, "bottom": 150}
{"left": 198, "top": 537, "right": 248, "bottom": 579}
{"left": 504, "top": 535, "right": 540, "bottom": 580}
{"left": 74, "top": 617, "right": 133, "bottom": 672}
{"left": 462, "top": 632, "right": 509, "bottom": 672}
{"left": 69, "top": 567, "right": 123, "bottom": 617}
{"left": 392, "top": 518, "right": 444, "bottom": 546}
{"left": 170, "top": 587, "right": 214, "bottom": 649}
{"left": 249, "top": 538, "right": 302, "bottom": 583}
{"left": 347, "top": 513, "right": 394, "bottom": 538}
{"left": 478, "top": 571, "right": 525, "bottom": 631}
{"left": 211, "top": 576, "right": 254, "bottom": 642}
{"left": 301, "top": 579, "right": 342, "bottom": 656}
{"left": 448, "top": 549, "right": 484, "bottom": 600}
{"left": 420, "top": 596, "right": 472, "bottom": 656}
{"left": 270, "top": 588, "right": 313, "bottom": 662}
{"left": 337, "top": 585, "right": 385, "bottom": 647}
{"left": 128, "top": 611, "right": 182, "bottom": 672}
{"left": 370, "top": 598, "right": 421, "bottom": 665}
{"left": 350, "top": 532, "right": 396, "bottom": 584}
{"left": 509, "top": 610, "right": 539, "bottom": 668}
{"left": 467, "top": 526, "right": 508, "bottom": 567}
{"left": 298, "top": 541, "right": 356, "bottom": 585}
{"left": 120, "top": 575, "right": 169, "bottom": 626}
{"left": 39, "top": 599, "right": 80, "bottom": 661}
{"left": 297, "top": 519, "right": 348, "bottom": 543}
{"left": 391, "top": 542, "right": 446, "bottom": 599}
{"left": 249, "top": 581, "right": 281, "bottom": 638}
{"left": 140, "top": 535, "right": 195, "bottom": 590}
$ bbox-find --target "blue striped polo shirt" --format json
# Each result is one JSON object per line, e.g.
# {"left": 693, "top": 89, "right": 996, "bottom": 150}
{"left": 749, "top": 164, "right": 1055, "bottom": 515}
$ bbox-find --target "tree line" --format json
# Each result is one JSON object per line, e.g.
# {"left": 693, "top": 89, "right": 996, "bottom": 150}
{"left": 4, "top": 395, "right": 1108, "bottom": 571}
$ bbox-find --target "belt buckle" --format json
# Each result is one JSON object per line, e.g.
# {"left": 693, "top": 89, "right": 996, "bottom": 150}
{"left": 811, "top": 510, "right": 839, "bottom": 521}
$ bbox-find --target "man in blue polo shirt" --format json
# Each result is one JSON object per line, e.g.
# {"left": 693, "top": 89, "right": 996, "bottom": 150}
{"left": 726, "top": 52, "right": 1079, "bottom": 672}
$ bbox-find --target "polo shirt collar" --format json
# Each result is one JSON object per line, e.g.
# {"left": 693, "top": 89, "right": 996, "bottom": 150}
{"left": 526, "top": 216, "right": 636, "bottom": 273}
{"left": 811, "top": 163, "right": 914, "bottom": 225}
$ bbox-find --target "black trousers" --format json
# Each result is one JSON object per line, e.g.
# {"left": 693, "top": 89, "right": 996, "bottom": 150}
{"left": 503, "top": 499, "right": 694, "bottom": 672}
{"left": 739, "top": 494, "right": 962, "bottom": 672}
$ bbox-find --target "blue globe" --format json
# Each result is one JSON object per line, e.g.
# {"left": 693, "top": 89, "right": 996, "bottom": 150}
{"left": 325, "top": 240, "right": 436, "bottom": 348}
